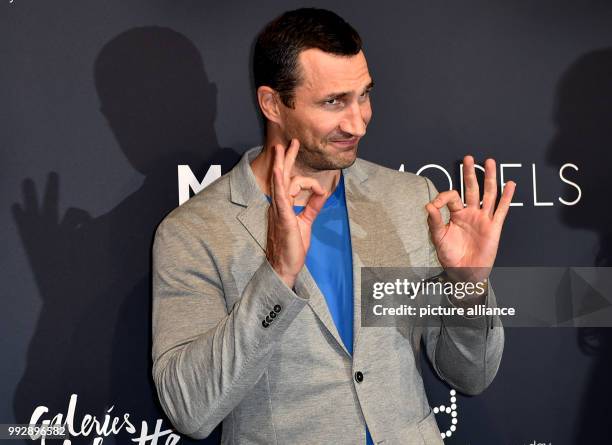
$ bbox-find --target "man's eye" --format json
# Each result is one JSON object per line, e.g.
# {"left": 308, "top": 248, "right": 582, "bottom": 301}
{"left": 360, "top": 89, "right": 371, "bottom": 97}
{"left": 324, "top": 98, "right": 340, "bottom": 106}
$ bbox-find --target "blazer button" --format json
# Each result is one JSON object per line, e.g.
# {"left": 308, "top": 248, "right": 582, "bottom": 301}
{"left": 273, "top": 304, "right": 281, "bottom": 313}
{"left": 354, "top": 371, "right": 363, "bottom": 383}
{"left": 269, "top": 311, "right": 277, "bottom": 319}
{"left": 265, "top": 315, "right": 272, "bottom": 323}
{"left": 262, "top": 320, "right": 269, "bottom": 328}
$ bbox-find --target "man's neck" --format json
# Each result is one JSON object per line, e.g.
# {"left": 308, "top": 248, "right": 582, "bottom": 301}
{"left": 250, "top": 140, "right": 341, "bottom": 207}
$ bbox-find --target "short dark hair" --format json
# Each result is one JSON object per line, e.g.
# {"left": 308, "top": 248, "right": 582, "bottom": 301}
{"left": 253, "top": 8, "right": 362, "bottom": 111}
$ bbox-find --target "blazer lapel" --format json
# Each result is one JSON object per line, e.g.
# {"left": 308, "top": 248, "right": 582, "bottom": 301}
{"left": 343, "top": 160, "right": 420, "bottom": 358}
{"left": 342, "top": 161, "right": 370, "bottom": 358}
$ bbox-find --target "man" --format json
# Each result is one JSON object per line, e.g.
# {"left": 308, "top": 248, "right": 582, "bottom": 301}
{"left": 151, "top": 8, "right": 515, "bottom": 444}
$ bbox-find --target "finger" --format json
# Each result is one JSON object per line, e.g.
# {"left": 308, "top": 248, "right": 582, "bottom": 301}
{"left": 425, "top": 202, "right": 447, "bottom": 241}
{"left": 431, "top": 190, "right": 464, "bottom": 212}
{"left": 273, "top": 143, "right": 286, "bottom": 180}
{"left": 463, "top": 155, "right": 480, "bottom": 208}
{"left": 299, "top": 184, "right": 328, "bottom": 225}
{"left": 481, "top": 158, "right": 497, "bottom": 218}
{"left": 22, "top": 178, "right": 39, "bottom": 214}
{"left": 283, "top": 138, "right": 300, "bottom": 185}
{"left": 270, "top": 145, "right": 286, "bottom": 209}
{"left": 493, "top": 180, "right": 516, "bottom": 226}
{"left": 271, "top": 166, "right": 293, "bottom": 217}
{"left": 43, "top": 171, "right": 59, "bottom": 223}
{"left": 288, "top": 176, "right": 325, "bottom": 199}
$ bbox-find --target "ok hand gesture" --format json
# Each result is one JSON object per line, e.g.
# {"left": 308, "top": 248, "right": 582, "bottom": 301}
{"left": 425, "top": 156, "right": 516, "bottom": 281}
{"left": 266, "top": 138, "right": 329, "bottom": 289}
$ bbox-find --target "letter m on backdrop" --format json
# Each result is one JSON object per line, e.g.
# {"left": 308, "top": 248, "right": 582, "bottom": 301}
{"left": 178, "top": 164, "right": 222, "bottom": 205}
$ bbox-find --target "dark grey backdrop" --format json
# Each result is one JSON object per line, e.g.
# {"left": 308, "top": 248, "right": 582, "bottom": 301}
{"left": 2, "top": 1, "right": 611, "bottom": 444}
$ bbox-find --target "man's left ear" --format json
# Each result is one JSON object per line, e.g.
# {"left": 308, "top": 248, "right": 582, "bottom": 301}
{"left": 257, "top": 86, "right": 283, "bottom": 126}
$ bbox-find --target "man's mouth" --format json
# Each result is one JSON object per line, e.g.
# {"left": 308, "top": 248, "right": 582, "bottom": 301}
{"left": 329, "top": 137, "right": 359, "bottom": 148}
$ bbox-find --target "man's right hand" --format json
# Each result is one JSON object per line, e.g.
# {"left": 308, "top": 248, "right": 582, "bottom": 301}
{"left": 265, "top": 138, "right": 328, "bottom": 289}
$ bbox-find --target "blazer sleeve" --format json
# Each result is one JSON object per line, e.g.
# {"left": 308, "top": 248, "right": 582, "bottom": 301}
{"left": 151, "top": 216, "right": 308, "bottom": 439}
{"left": 420, "top": 176, "right": 505, "bottom": 396}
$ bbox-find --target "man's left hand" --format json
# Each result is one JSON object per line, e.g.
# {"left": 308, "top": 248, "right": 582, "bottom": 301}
{"left": 425, "top": 155, "right": 516, "bottom": 283}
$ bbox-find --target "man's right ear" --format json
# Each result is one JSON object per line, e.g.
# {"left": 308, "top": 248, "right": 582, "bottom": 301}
{"left": 257, "top": 86, "right": 283, "bottom": 126}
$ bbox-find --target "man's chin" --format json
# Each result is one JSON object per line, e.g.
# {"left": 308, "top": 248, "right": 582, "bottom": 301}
{"left": 334, "top": 147, "right": 358, "bottom": 169}
{"left": 312, "top": 153, "right": 356, "bottom": 171}
{"left": 299, "top": 142, "right": 359, "bottom": 170}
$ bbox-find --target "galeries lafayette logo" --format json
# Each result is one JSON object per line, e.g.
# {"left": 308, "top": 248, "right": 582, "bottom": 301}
{"left": 28, "top": 394, "right": 181, "bottom": 444}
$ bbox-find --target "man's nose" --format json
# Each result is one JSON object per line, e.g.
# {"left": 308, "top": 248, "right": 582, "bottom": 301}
{"left": 339, "top": 102, "right": 367, "bottom": 138}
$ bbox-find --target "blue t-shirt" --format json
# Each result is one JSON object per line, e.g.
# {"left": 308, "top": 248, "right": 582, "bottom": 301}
{"left": 266, "top": 172, "right": 374, "bottom": 445}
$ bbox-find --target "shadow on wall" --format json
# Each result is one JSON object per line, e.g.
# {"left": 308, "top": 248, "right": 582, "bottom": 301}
{"left": 545, "top": 47, "right": 612, "bottom": 443}
{"left": 11, "top": 26, "right": 240, "bottom": 444}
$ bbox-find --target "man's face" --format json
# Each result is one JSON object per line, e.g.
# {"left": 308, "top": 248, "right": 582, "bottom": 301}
{"left": 278, "top": 48, "right": 373, "bottom": 171}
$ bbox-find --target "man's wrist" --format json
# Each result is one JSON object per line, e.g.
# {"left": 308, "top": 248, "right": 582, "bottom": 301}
{"left": 437, "top": 270, "right": 489, "bottom": 308}
{"left": 265, "top": 258, "right": 298, "bottom": 289}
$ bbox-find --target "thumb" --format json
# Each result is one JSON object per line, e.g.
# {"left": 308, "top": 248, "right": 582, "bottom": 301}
{"left": 425, "top": 202, "right": 447, "bottom": 242}
{"left": 299, "top": 189, "right": 328, "bottom": 225}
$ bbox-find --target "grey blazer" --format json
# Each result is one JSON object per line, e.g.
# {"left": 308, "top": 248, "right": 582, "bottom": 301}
{"left": 151, "top": 146, "right": 504, "bottom": 445}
